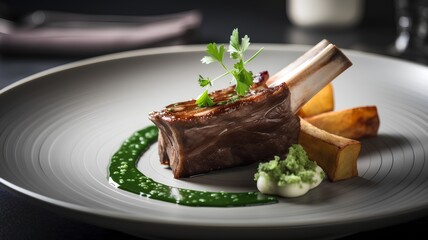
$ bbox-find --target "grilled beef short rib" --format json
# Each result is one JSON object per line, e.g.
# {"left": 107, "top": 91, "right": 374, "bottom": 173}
{"left": 149, "top": 40, "right": 352, "bottom": 178}
{"left": 149, "top": 72, "right": 300, "bottom": 178}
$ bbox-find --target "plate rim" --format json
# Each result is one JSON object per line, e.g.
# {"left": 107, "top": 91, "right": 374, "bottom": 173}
{"left": 1, "top": 44, "right": 428, "bottom": 230}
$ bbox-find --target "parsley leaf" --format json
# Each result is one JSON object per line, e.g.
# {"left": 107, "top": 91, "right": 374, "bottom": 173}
{"left": 229, "top": 28, "right": 241, "bottom": 59}
{"left": 198, "top": 75, "right": 212, "bottom": 87}
{"left": 228, "top": 29, "right": 250, "bottom": 60}
{"left": 240, "top": 35, "right": 250, "bottom": 54}
{"left": 201, "top": 43, "right": 226, "bottom": 65}
{"left": 195, "top": 90, "right": 214, "bottom": 107}
{"left": 233, "top": 60, "right": 253, "bottom": 96}
{"left": 196, "top": 28, "right": 263, "bottom": 107}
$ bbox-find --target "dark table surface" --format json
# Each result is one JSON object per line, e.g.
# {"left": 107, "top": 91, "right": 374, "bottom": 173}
{"left": 1, "top": 1, "right": 428, "bottom": 239}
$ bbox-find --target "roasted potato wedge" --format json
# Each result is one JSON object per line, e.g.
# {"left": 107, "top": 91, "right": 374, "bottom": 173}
{"left": 298, "top": 83, "right": 334, "bottom": 118}
{"left": 304, "top": 106, "right": 380, "bottom": 139}
{"left": 299, "top": 118, "right": 361, "bottom": 181}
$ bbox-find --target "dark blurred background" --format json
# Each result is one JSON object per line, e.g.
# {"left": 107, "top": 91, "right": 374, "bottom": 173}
{"left": 0, "top": 0, "right": 398, "bottom": 56}
{"left": 1, "top": 0, "right": 427, "bottom": 239}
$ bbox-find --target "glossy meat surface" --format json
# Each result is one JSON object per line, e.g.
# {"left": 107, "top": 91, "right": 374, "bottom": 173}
{"left": 149, "top": 72, "right": 300, "bottom": 178}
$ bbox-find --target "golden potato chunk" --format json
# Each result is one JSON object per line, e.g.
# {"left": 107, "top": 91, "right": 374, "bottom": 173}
{"left": 299, "top": 119, "right": 361, "bottom": 181}
{"left": 304, "top": 106, "right": 380, "bottom": 139}
{"left": 298, "top": 83, "right": 334, "bottom": 118}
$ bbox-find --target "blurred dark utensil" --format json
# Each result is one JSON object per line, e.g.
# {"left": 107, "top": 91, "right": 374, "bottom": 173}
{"left": 20, "top": 10, "right": 198, "bottom": 28}
{"left": 393, "top": 0, "right": 428, "bottom": 60}
{"left": 0, "top": 10, "right": 202, "bottom": 56}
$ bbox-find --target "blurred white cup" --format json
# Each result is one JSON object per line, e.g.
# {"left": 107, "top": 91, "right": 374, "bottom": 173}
{"left": 286, "top": 0, "right": 365, "bottom": 29}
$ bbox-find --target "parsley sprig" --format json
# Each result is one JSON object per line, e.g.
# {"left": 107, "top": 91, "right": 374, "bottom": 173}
{"left": 196, "top": 28, "right": 263, "bottom": 107}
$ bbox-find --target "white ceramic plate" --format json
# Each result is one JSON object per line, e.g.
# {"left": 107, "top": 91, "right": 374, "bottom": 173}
{"left": 1, "top": 45, "right": 428, "bottom": 240}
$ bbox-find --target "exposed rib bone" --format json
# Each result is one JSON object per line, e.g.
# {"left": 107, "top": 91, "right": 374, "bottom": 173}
{"left": 266, "top": 39, "right": 352, "bottom": 114}
{"left": 149, "top": 39, "right": 353, "bottom": 178}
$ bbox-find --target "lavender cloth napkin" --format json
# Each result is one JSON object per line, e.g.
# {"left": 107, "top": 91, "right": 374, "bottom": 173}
{"left": 0, "top": 10, "right": 202, "bottom": 56}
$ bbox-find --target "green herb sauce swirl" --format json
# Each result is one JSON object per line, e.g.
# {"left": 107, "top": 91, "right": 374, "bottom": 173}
{"left": 108, "top": 126, "right": 277, "bottom": 207}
